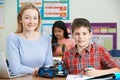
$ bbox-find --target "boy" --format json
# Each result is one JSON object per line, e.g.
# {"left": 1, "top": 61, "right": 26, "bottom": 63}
{"left": 62, "top": 18, "right": 120, "bottom": 77}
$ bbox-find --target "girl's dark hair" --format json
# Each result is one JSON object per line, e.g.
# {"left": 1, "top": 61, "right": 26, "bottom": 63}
{"left": 51, "top": 21, "right": 69, "bottom": 53}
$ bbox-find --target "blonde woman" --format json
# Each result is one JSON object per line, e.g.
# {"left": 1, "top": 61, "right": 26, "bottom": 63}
{"left": 6, "top": 2, "right": 53, "bottom": 76}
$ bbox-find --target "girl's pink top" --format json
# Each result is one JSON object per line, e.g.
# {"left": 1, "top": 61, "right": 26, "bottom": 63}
{"left": 53, "top": 38, "right": 75, "bottom": 57}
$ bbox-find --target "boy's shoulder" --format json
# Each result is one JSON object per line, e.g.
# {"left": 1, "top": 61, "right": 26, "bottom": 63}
{"left": 91, "top": 42, "right": 107, "bottom": 52}
{"left": 64, "top": 47, "right": 76, "bottom": 55}
{"left": 92, "top": 42, "right": 104, "bottom": 48}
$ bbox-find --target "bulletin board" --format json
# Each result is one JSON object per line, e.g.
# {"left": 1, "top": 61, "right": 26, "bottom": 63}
{"left": 17, "top": 0, "right": 42, "bottom": 16}
{"left": 17, "top": 0, "right": 69, "bottom": 20}
{"left": 42, "top": 0, "right": 69, "bottom": 20}
{"left": 91, "top": 23, "right": 117, "bottom": 51}
{"left": 41, "top": 24, "right": 53, "bottom": 36}
{"left": 41, "top": 23, "right": 117, "bottom": 51}
{"left": 41, "top": 23, "right": 71, "bottom": 36}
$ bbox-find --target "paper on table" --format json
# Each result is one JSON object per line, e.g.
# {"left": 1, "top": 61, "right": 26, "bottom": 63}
{"left": 66, "top": 74, "right": 90, "bottom": 80}
{"left": 53, "top": 57, "right": 62, "bottom": 61}
{"left": 66, "top": 73, "right": 114, "bottom": 80}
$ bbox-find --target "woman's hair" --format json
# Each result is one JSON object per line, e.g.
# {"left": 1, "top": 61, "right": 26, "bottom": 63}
{"left": 71, "top": 18, "right": 91, "bottom": 33}
{"left": 16, "top": 2, "right": 41, "bottom": 33}
{"left": 51, "top": 21, "right": 69, "bottom": 53}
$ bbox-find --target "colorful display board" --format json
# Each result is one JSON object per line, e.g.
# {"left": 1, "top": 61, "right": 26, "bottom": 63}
{"left": 42, "top": 0, "right": 69, "bottom": 20}
{"left": 17, "top": 0, "right": 42, "bottom": 13}
{"left": 41, "top": 23, "right": 117, "bottom": 50}
{"left": 41, "top": 23, "right": 71, "bottom": 36}
{"left": 91, "top": 23, "right": 117, "bottom": 50}
{"left": 17, "top": 0, "right": 69, "bottom": 20}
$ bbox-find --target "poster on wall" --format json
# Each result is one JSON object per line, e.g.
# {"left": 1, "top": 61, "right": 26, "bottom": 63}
{"left": 42, "top": 0, "right": 69, "bottom": 20}
{"left": 92, "top": 35, "right": 113, "bottom": 50}
{"left": 0, "top": 0, "right": 4, "bottom": 28}
{"left": 17, "top": 0, "right": 69, "bottom": 20}
{"left": 17, "top": 0, "right": 42, "bottom": 15}
{"left": 41, "top": 24, "right": 53, "bottom": 36}
{"left": 41, "top": 23, "right": 71, "bottom": 37}
{"left": 91, "top": 23, "right": 117, "bottom": 51}
{"left": 41, "top": 23, "right": 117, "bottom": 51}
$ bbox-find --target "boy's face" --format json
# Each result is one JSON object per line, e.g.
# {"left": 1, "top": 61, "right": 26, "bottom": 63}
{"left": 72, "top": 26, "right": 92, "bottom": 48}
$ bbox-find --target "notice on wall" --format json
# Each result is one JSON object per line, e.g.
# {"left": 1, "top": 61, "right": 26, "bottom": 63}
{"left": 18, "top": 0, "right": 69, "bottom": 20}
{"left": 41, "top": 24, "right": 53, "bottom": 36}
{"left": 18, "top": 0, "right": 42, "bottom": 15}
{"left": 18, "top": 0, "right": 42, "bottom": 7}
{"left": 41, "top": 23, "right": 117, "bottom": 51}
{"left": 41, "top": 23, "right": 71, "bottom": 37}
{"left": 91, "top": 23, "right": 117, "bottom": 50}
{"left": 92, "top": 35, "right": 113, "bottom": 50}
{"left": 0, "top": 0, "right": 4, "bottom": 28}
{"left": 42, "top": 0, "right": 69, "bottom": 20}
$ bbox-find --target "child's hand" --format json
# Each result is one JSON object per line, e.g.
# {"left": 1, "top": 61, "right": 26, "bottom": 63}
{"left": 85, "top": 68, "right": 99, "bottom": 77}
{"left": 85, "top": 68, "right": 105, "bottom": 77}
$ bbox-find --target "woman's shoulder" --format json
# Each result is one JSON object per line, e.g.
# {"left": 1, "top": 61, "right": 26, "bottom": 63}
{"left": 42, "top": 33, "right": 51, "bottom": 39}
{"left": 7, "top": 33, "right": 20, "bottom": 44}
{"left": 91, "top": 42, "right": 107, "bottom": 51}
{"left": 39, "top": 33, "right": 51, "bottom": 42}
{"left": 7, "top": 33, "right": 18, "bottom": 39}
{"left": 7, "top": 33, "right": 24, "bottom": 41}
{"left": 92, "top": 42, "right": 103, "bottom": 48}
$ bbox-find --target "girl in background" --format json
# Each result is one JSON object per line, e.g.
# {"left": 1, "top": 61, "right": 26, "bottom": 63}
{"left": 52, "top": 21, "right": 75, "bottom": 57}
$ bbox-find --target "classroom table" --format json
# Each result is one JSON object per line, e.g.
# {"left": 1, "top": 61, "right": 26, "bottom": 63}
{"left": 0, "top": 75, "right": 66, "bottom": 80}
{"left": 1, "top": 75, "right": 120, "bottom": 80}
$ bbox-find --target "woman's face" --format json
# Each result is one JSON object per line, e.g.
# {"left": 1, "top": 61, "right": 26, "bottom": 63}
{"left": 54, "top": 27, "right": 64, "bottom": 40}
{"left": 20, "top": 9, "right": 39, "bottom": 32}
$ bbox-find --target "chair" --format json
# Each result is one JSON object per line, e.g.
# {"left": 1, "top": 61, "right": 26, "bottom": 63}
{"left": 110, "top": 50, "right": 120, "bottom": 57}
{"left": 110, "top": 50, "right": 120, "bottom": 66}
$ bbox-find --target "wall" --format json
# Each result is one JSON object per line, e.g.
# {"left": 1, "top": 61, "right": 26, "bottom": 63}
{"left": 0, "top": 0, "right": 120, "bottom": 53}
{"left": 0, "top": 0, "right": 17, "bottom": 53}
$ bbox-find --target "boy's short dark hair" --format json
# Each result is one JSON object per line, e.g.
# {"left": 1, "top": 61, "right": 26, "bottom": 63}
{"left": 71, "top": 18, "right": 91, "bottom": 33}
